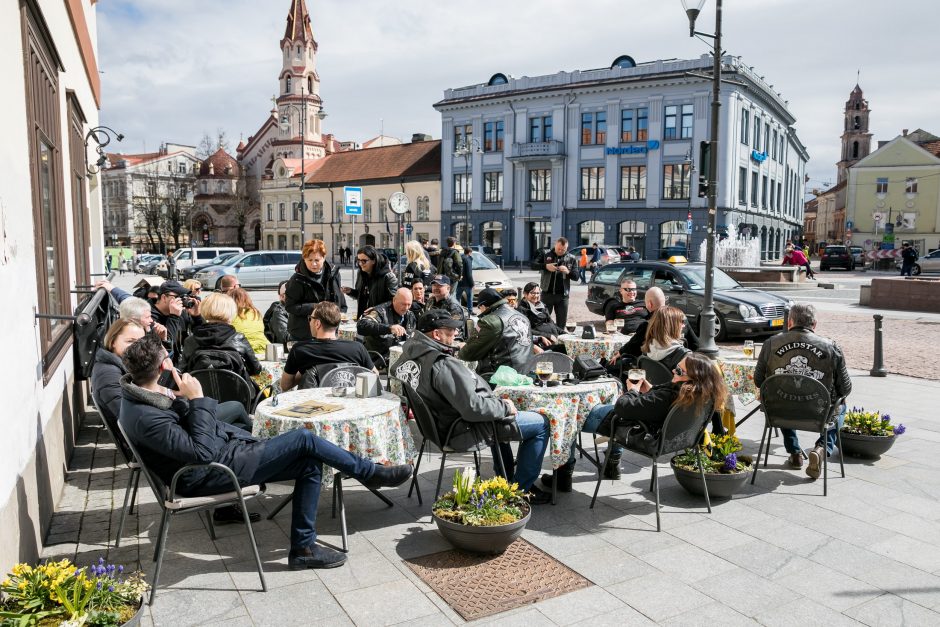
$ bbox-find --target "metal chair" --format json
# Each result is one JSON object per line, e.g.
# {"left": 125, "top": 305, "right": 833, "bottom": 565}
{"left": 320, "top": 366, "right": 375, "bottom": 389}
{"left": 117, "top": 421, "right": 266, "bottom": 605}
{"left": 752, "top": 374, "right": 845, "bottom": 496}
{"left": 190, "top": 369, "right": 254, "bottom": 414}
{"left": 524, "top": 351, "right": 575, "bottom": 375}
{"left": 89, "top": 390, "right": 140, "bottom": 548}
{"left": 636, "top": 356, "right": 674, "bottom": 385}
{"left": 590, "top": 402, "right": 714, "bottom": 531}
{"left": 296, "top": 362, "right": 359, "bottom": 390}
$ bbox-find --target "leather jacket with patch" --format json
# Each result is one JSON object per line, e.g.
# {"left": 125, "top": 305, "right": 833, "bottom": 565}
{"left": 458, "top": 299, "right": 532, "bottom": 374}
{"left": 754, "top": 326, "right": 852, "bottom": 404}
{"left": 356, "top": 301, "right": 416, "bottom": 358}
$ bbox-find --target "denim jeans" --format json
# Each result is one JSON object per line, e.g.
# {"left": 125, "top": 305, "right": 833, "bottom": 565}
{"left": 248, "top": 428, "right": 377, "bottom": 550}
{"left": 456, "top": 285, "right": 474, "bottom": 310}
{"left": 781, "top": 404, "right": 846, "bottom": 455}
{"left": 567, "top": 403, "right": 622, "bottom": 464}
{"left": 490, "top": 410, "right": 550, "bottom": 490}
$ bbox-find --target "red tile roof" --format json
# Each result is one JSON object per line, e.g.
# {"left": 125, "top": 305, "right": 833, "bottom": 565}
{"left": 283, "top": 0, "right": 314, "bottom": 43}
{"left": 199, "top": 148, "right": 239, "bottom": 177}
{"left": 917, "top": 140, "right": 940, "bottom": 158}
{"left": 304, "top": 140, "right": 441, "bottom": 186}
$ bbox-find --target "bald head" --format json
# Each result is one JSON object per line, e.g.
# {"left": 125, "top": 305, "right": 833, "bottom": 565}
{"left": 645, "top": 286, "right": 666, "bottom": 312}
{"left": 392, "top": 287, "right": 413, "bottom": 315}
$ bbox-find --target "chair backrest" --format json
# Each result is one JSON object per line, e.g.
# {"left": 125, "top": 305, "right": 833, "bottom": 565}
{"left": 524, "top": 351, "right": 575, "bottom": 375}
{"left": 398, "top": 382, "right": 446, "bottom": 450}
{"left": 656, "top": 401, "right": 714, "bottom": 457}
{"left": 368, "top": 351, "right": 388, "bottom": 371}
{"left": 320, "top": 366, "right": 373, "bottom": 389}
{"left": 89, "top": 388, "right": 134, "bottom": 465}
{"left": 117, "top": 420, "right": 169, "bottom": 505}
{"left": 298, "top": 361, "right": 358, "bottom": 390}
{"left": 190, "top": 369, "right": 253, "bottom": 412}
{"left": 637, "top": 356, "right": 674, "bottom": 385}
{"left": 759, "top": 374, "right": 832, "bottom": 431}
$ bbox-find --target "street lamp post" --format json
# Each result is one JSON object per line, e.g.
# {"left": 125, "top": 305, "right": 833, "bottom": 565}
{"left": 280, "top": 83, "right": 327, "bottom": 247}
{"left": 682, "top": 0, "right": 722, "bottom": 355}
{"left": 454, "top": 137, "right": 482, "bottom": 249}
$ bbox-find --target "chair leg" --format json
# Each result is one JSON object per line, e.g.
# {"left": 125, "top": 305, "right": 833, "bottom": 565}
{"left": 335, "top": 474, "right": 348, "bottom": 552}
{"left": 752, "top": 425, "right": 769, "bottom": 485}
{"left": 409, "top": 441, "right": 425, "bottom": 505}
{"left": 822, "top": 428, "right": 828, "bottom": 497}
{"left": 837, "top": 428, "right": 846, "bottom": 478}
{"left": 115, "top": 468, "right": 138, "bottom": 548}
{"left": 238, "top": 494, "right": 266, "bottom": 592}
{"left": 266, "top": 492, "right": 294, "bottom": 520}
{"left": 204, "top": 510, "right": 217, "bottom": 541}
{"left": 590, "top": 445, "right": 612, "bottom": 509}
{"left": 473, "top": 451, "right": 481, "bottom": 477}
{"left": 128, "top": 469, "right": 141, "bottom": 515}
{"left": 578, "top": 432, "right": 583, "bottom": 459}
{"left": 149, "top": 510, "right": 171, "bottom": 605}
{"left": 652, "top": 462, "right": 661, "bottom": 532}
{"left": 763, "top": 426, "right": 773, "bottom": 466}
{"left": 434, "top": 453, "right": 447, "bottom": 502}
{"left": 696, "top": 446, "right": 712, "bottom": 514}
{"left": 152, "top": 509, "right": 170, "bottom": 563}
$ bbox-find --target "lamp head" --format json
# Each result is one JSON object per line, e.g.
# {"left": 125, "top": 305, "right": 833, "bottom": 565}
{"left": 317, "top": 108, "right": 327, "bottom": 121}
{"left": 681, "top": 0, "right": 706, "bottom": 35}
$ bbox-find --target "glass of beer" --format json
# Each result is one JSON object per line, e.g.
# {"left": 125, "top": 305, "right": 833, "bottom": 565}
{"left": 743, "top": 340, "right": 755, "bottom": 359}
{"left": 535, "top": 361, "right": 554, "bottom": 385}
{"left": 565, "top": 322, "right": 577, "bottom": 335}
{"left": 628, "top": 368, "right": 645, "bottom": 384}
{"left": 614, "top": 318, "right": 625, "bottom": 334}
{"left": 605, "top": 320, "right": 616, "bottom": 334}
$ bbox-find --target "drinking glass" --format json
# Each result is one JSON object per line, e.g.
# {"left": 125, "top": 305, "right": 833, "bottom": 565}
{"left": 614, "top": 318, "right": 625, "bottom": 334}
{"left": 743, "top": 340, "right": 755, "bottom": 359}
{"left": 628, "top": 368, "right": 646, "bottom": 384}
{"left": 605, "top": 320, "right": 616, "bottom": 334}
{"left": 565, "top": 323, "right": 577, "bottom": 335}
{"left": 535, "top": 361, "right": 554, "bottom": 385}
{"left": 285, "top": 341, "right": 297, "bottom": 354}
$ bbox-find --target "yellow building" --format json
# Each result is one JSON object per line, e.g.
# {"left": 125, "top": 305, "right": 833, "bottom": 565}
{"left": 845, "top": 130, "right": 940, "bottom": 254}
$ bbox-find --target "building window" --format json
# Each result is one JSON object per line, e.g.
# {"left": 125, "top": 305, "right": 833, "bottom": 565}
{"left": 178, "top": 161, "right": 186, "bottom": 173}
{"left": 529, "top": 115, "right": 552, "bottom": 143}
{"left": 483, "top": 120, "right": 505, "bottom": 152}
{"left": 664, "top": 105, "right": 678, "bottom": 139}
{"left": 771, "top": 130, "right": 778, "bottom": 160}
{"left": 581, "top": 111, "right": 606, "bottom": 145}
{"left": 580, "top": 167, "right": 605, "bottom": 201}
{"left": 454, "top": 173, "right": 471, "bottom": 203}
{"left": 637, "top": 108, "right": 648, "bottom": 141}
{"left": 662, "top": 164, "right": 691, "bottom": 200}
{"left": 454, "top": 123, "right": 472, "bottom": 146}
{"left": 876, "top": 177, "right": 889, "bottom": 194}
{"left": 578, "top": 220, "right": 605, "bottom": 246}
{"left": 335, "top": 200, "right": 343, "bottom": 221}
{"left": 761, "top": 175, "right": 768, "bottom": 209}
{"left": 364, "top": 201, "right": 373, "bottom": 222}
{"left": 751, "top": 171, "right": 759, "bottom": 207}
{"left": 378, "top": 198, "right": 387, "bottom": 222}
{"left": 738, "top": 167, "right": 748, "bottom": 205}
{"left": 529, "top": 169, "right": 551, "bottom": 201}
{"left": 417, "top": 196, "right": 430, "bottom": 221}
{"left": 278, "top": 234, "right": 287, "bottom": 249}
{"left": 147, "top": 181, "right": 157, "bottom": 197}
{"left": 776, "top": 182, "right": 782, "bottom": 212}
{"left": 279, "top": 202, "right": 285, "bottom": 221}
{"left": 779, "top": 135, "right": 785, "bottom": 160}
{"left": 267, "top": 234, "right": 274, "bottom": 249}
{"left": 292, "top": 235, "right": 300, "bottom": 250}
{"left": 484, "top": 172, "right": 503, "bottom": 203}
{"left": 267, "top": 203, "right": 273, "bottom": 220}
{"left": 620, "top": 109, "right": 634, "bottom": 142}
{"left": 770, "top": 181, "right": 776, "bottom": 211}
{"left": 741, "top": 110, "right": 750, "bottom": 145}
{"left": 312, "top": 201, "right": 323, "bottom": 222}
{"left": 619, "top": 166, "right": 647, "bottom": 200}
{"left": 680, "top": 104, "right": 694, "bottom": 139}
{"left": 753, "top": 116, "right": 761, "bottom": 150}
{"left": 292, "top": 202, "right": 299, "bottom": 221}
{"left": 906, "top": 177, "right": 918, "bottom": 194}
{"left": 285, "top": 76, "right": 291, "bottom": 93}
{"left": 852, "top": 141, "right": 860, "bottom": 159}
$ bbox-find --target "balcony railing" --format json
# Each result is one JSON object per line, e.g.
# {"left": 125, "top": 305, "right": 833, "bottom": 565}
{"left": 510, "top": 140, "right": 566, "bottom": 160}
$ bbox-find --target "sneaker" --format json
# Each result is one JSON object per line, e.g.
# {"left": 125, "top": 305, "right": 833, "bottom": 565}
{"left": 212, "top": 504, "right": 260, "bottom": 525}
{"left": 361, "top": 463, "right": 413, "bottom": 490}
{"left": 527, "top": 486, "right": 552, "bottom": 506}
{"left": 806, "top": 446, "right": 823, "bottom": 480}
{"left": 288, "top": 544, "right": 347, "bottom": 570}
{"left": 788, "top": 453, "right": 803, "bottom": 468}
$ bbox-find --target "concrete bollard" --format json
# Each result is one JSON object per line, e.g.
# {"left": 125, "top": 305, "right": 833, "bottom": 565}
{"left": 870, "top": 314, "right": 887, "bottom": 377}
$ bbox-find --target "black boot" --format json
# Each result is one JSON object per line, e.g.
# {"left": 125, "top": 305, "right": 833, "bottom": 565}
{"left": 603, "top": 450, "right": 622, "bottom": 480}
{"left": 540, "top": 461, "right": 575, "bottom": 492}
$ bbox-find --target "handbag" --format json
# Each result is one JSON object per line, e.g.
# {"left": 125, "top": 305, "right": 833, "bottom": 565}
{"left": 573, "top": 354, "right": 606, "bottom": 381}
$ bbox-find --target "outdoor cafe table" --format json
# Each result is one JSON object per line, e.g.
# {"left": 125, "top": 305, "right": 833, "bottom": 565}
{"left": 558, "top": 332, "right": 631, "bottom": 361}
{"left": 253, "top": 388, "right": 417, "bottom": 487}
{"left": 492, "top": 379, "right": 620, "bottom": 470}
{"left": 252, "top": 353, "right": 284, "bottom": 390}
{"left": 715, "top": 352, "right": 760, "bottom": 434}
{"left": 386, "top": 345, "right": 478, "bottom": 395}
{"left": 338, "top": 323, "right": 359, "bottom": 341}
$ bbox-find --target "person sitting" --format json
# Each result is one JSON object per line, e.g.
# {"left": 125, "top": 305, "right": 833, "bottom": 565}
{"left": 546, "top": 352, "right": 727, "bottom": 488}
{"left": 263, "top": 281, "right": 290, "bottom": 345}
{"left": 152, "top": 280, "right": 202, "bottom": 363}
{"left": 284, "top": 239, "right": 346, "bottom": 341}
{"left": 119, "top": 296, "right": 168, "bottom": 342}
{"left": 604, "top": 279, "right": 649, "bottom": 334}
{"left": 357, "top": 288, "right": 416, "bottom": 364}
{"left": 501, "top": 289, "right": 518, "bottom": 309}
{"left": 218, "top": 275, "right": 239, "bottom": 295}
{"left": 230, "top": 288, "right": 269, "bottom": 354}
{"left": 424, "top": 275, "right": 466, "bottom": 323}
{"left": 280, "top": 302, "right": 375, "bottom": 392}
{"left": 783, "top": 243, "right": 815, "bottom": 280}
{"left": 641, "top": 306, "right": 691, "bottom": 372}
{"left": 395, "top": 310, "right": 552, "bottom": 504}
{"left": 91, "top": 319, "right": 146, "bottom": 430}
{"left": 401, "top": 240, "right": 432, "bottom": 288}
{"left": 342, "top": 245, "right": 399, "bottom": 319}
{"left": 517, "top": 282, "right": 565, "bottom": 352}
{"left": 619, "top": 287, "right": 698, "bottom": 365}
{"left": 119, "top": 334, "right": 412, "bottom": 569}
{"left": 179, "top": 292, "right": 261, "bottom": 392}
{"left": 459, "top": 288, "right": 535, "bottom": 375}
{"left": 409, "top": 281, "right": 427, "bottom": 317}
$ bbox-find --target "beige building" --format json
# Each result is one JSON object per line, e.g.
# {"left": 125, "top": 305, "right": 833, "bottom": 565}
{"left": 261, "top": 139, "right": 442, "bottom": 259}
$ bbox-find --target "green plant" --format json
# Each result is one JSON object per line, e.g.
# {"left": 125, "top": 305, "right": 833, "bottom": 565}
{"left": 842, "top": 407, "right": 906, "bottom": 437}
{"left": 432, "top": 468, "right": 528, "bottom": 527}
{"left": 673, "top": 433, "right": 752, "bottom": 474}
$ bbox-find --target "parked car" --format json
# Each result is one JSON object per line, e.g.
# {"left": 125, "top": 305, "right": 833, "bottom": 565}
{"left": 849, "top": 246, "right": 867, "bottom": 268}
{"left": 194, "top": 250, "right": 303, "bottom": 289}
{"left": 380, "top": 248, "right": 399, "bottom": 264}
{"left": 586, "top": 260, "right": 793, "bottom": 341}
{"left": 180, "top": 252, "right": 242, "bottom": 280}
{"left": 169, "top": 246, "right": 243, "bottom": 278}
{"left": 820, "top": 245, "right": 855, "bottom": 271}
{"left": 895, "top": 248, "right": 939, "bottom": 275}
{"left": 138, "top": 255, "right": 166, "bottom": 275}
{"left": 461, "top": 251, "right": 515, "bottom": 304}
{"left": 568, "top": 244, "right": 622, "bottom": 268}
{"left": 466, "top": 244, "right": 503, "bottom": 266}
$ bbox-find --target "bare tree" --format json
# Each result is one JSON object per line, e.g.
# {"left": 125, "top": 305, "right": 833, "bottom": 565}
{"left": 132, "top": 164, "right": 194, "bottom": 253}
{"left": 197, "top": 128, "right": 231, "bottom": 159}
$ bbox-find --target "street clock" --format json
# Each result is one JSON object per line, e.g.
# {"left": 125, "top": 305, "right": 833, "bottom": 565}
{"left": 389, "top": 192, "right": 410, "bottom": 215}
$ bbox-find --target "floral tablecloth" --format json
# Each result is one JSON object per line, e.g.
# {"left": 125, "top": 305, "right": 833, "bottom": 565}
{"left": 559, "top": 333, "right": 631, "bottom": 361}
{"left": 254, "top": 388, "right": 416, "bottom": 487}
{"left": 252, "top": 354, "right": 284, "bottom": 390}
{"left": 493, "top": 379, "right": 620, "bottom": 469}
{"left": 339, "top": 323, "right": 359, "bottom": 341}
{"left": 716, "top": 353, "right": 759, "bottom": 435}
{"left": 386, "top": 345, "right": 477, "bottom": 395}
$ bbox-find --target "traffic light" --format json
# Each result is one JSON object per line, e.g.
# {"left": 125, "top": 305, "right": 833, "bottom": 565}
{"left": 698, "top": 140, "right": 711, "bottom": 198}
{"left": 698, "top": 175, "right": 709, "bottom": 198}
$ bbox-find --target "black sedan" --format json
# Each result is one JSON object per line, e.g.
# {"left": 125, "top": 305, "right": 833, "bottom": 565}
{"left": 586, "top": 260, "right": 793, "bottom": 341}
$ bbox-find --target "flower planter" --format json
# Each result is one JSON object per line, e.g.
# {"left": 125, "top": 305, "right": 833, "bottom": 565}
{"left": 432, "top": 504, "right": 531, "bottom": 554}
{"left": 840, "top": 431, "right": 896, "bottom": 458}
{"left": 670, "top": 458, "right": 752, "bottom": 499}
{"left": 120, "top": 597, "right": 146, "bottom": 626}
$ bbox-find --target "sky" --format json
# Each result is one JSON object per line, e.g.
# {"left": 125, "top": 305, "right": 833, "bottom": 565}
{"left": 98, "top": 0, "right": 940, "bottom": 191}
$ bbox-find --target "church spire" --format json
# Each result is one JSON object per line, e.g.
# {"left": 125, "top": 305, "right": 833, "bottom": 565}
{"left": 283, "top": 0, "right": 315, "bottom": 45}
{"left": 837, "top": 83, "right": 872, "bottom": 183}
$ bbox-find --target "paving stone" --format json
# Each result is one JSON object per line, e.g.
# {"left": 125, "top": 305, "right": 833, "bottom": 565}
{"left": 335, "top": 579, "right": 439, "bottom": 625}
{"left": 775, "top": 561, "right": 882, "bottom": 612}
{"left": 752, "top": 595, "right": 863, "bottom": 627}
{"left": 241, "top": 579, "right": 347, "bottom": 625}
{"left": 691, "top": 566, "right": 800, "bottom": 617}
{"left": 467, "top": 607, "right": 553, "bottom": 627}
{"left": 606, "top": 571, "right": 713, "bottom": 622}
{"left": 843, "top": 593, "right": 940, "bottom": 626}
{"left": 528, "top": 584, "right": 626, "bottom": 625}
{"left": 558, "top": 544, "right": 659, "bottom": 587}
{"left": 638, "top": 542, "right": 737, "bottom": 584}
{"left": 148, "top": 589, "right": 246, "bottom": 626}
{"left": 661, "top": 601, "right": 760, "bottom": 626}
{"left": 868, "top": 533, "right": 940, "bottom": 574}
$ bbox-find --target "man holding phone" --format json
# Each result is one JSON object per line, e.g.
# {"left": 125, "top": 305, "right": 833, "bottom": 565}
{"left": 532, "top": 238, "right": 579, "bottom": 328}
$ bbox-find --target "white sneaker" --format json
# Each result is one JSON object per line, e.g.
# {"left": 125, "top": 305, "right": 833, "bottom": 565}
{"left": 806, "top": 446, "right": 824, "bottom": 480}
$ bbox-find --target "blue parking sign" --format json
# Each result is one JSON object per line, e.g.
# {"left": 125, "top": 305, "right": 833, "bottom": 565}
{"left": 344, "top": 186, "right": 362, "bottom": 215}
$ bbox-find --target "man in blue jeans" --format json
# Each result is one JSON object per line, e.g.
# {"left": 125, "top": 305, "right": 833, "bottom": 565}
{"left": 754, "top": 303, "right": 851, "bottom": 479}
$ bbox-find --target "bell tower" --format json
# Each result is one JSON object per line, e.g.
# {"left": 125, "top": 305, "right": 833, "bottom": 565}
{"left": 273, "top": 0, "right": 325, "bottom": 160}
{"left": 836, "top": 84, "right": 872, "bottom": 183}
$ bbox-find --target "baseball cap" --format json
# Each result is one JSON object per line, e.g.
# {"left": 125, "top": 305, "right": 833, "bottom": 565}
{"left": 417, "top": 310, "right": 463, "bottom": 332}
{"left": 430, "top": 274, "right": 451, "bottom": 286}
{"left": 476, "top": 288, "right": 503, "bottom": 309}
{"left": 159, "top": 280, "right": 189, "bottom": 297}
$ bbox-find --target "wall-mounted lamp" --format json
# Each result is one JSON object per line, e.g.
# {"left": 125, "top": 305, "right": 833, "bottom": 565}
{"left": 85, "top": 126, "right": 124, "bottom": 175}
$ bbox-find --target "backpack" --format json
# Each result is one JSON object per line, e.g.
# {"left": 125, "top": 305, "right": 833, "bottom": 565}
{"left": 439, "top": 249, "right": 462, "bottom": 284}
{"left": 188, "top": 348, "right": 251, "bottom": 384}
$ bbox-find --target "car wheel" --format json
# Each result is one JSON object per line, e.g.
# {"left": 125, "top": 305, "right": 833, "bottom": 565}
{"left": 714, "top": 311, "right": 727, "bottom": 342}
{"left": 913, "top": 264, "right": 922, "bottom": 276}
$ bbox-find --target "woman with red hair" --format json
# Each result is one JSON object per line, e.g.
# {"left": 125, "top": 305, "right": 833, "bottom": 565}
{"left": 284, "top": 239, "right": 346, "bottom": 340}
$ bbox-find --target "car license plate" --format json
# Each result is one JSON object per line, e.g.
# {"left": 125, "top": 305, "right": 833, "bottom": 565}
{"left": 770, "top": 318, "right": 784, "bottom": 327}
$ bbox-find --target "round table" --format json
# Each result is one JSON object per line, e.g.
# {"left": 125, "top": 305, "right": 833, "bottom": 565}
{"left": 386, "top": 345, "right": 477, "bottom": 395}
{"left": 252, "top": 354, "right": 284, "bottom": 390}
{"left": 493, "top": 379, "right": 621, "bottom": 469}
{"left": 559, "top": 332, "right": 631, "bottom": 361}
{"left": 338, "top": 323, "right": 359, "bottom": 341}
{"left": 254, "top": 388, "right": 416, "bottom": 487}
{"left": 716, "top": 352, "right": 759, "bottom": 435}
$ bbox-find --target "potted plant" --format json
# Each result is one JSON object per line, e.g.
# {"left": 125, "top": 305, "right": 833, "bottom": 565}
{"left": 840, "top": 407, "right": 906, "bottom": 458}
{"left": 671, "top": 433, "right": 754, "bottom": 499}
{"left": 431, "top": 468, "right": 531, "bottom": 554}
{"left": 0, "top": 557, "right": 148, "bottom": 626}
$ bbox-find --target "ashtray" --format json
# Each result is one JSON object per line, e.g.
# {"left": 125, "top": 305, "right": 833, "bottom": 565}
{"left": 331, "top": 386, "right": 350, "bottom": 397}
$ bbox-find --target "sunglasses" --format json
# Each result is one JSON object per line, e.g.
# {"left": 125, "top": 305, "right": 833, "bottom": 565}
{"left": 356, "top": 257, "right": 371, "bottom": 264}
{"left": 673, "top": 365, "right": 685, "bottom": 376}
{"left": 621, "top": 287, "right": 637, "bottom": 292}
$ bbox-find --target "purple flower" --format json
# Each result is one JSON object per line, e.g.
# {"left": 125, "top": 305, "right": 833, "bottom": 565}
{"left": 723, "top": 453, "right": 737, "bottom": 471}
{"left": 882, "top": 414, "right": 891, "bottom": 423}
{"left": 117, "top": 565, "right": 124, "bottom": 574}
{"left": 894, "top": 424, "right": 906, "bottom": 435}
{"left": 98, "top": 557, "right": 105, "bottom": 565}
{"left": 108, "top": 585, "right": 114, "bottom": 592}
{"left": 96, "top": 581, "right": 103, "bottom": 590}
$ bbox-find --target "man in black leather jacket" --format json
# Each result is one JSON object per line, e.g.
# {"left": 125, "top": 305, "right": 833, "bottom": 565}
{"left": 754, "top": 303, "right": 852, "bottom": 479}
{"left": 459, "top": 288, "right": 534, "bottom": 375}
{"left": 263, "top": 281, "right": 290, "bottom": 345}
{"left": 357, "top": 288, "right": 416, "bottom": 363}
{"left": 532, "top": 237, "right": 579, "bottom": 327}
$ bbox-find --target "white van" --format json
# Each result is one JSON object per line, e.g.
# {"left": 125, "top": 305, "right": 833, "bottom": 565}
{"left": 160, "top": 247, "right": 243, "bottom": 278}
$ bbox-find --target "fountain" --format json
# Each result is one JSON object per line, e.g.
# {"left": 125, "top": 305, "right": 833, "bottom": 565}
{"left": 699, "top": 223, "right": 761, "bottom": 268}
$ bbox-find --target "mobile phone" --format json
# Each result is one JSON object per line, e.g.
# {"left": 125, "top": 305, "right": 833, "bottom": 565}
{"left": 157, "top": 366, "right": 180, "bottom": 391}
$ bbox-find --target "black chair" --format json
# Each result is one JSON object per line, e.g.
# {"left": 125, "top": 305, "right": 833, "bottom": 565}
{"left": 296, "top": 362, "right": 359, "bottom": 390}
{"left": 190, "top": 369, "right": 254, "bottom": 413}
{"left": 320, "top": 366, "right": 375, "bottom": 389}
{"left": 752, "top": 374, "right": 845, "bottom": 496}
{"left": 524, "top": 351, "right": 575, "bottom": 375}
{"left": 636, "top": 356, "right": 673, "bottom": 385}
{"left": 396, "top": 377, "right": 505, "bottom": 505}
{"left": 368, "top": 350, "right": 389, "bottom": 388}
{"left": 590, "top": 402, "right": 714, "bottom": 531}
{"left": 117, "top": 421, "right": 265, "bottom": 605}
{"left": 89, "top": 390, "right": 140, "bottom": 548}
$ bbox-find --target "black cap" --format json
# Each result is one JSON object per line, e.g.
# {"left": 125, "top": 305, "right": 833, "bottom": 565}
{"left": 159, "top": 280, "right": 189, "bottom": 297}
{"left": 476, "top": 288, "right": 503, "bottom": 309}
{"left": 430, "top": 274, "right": 451, "bottom": 286}
{"left": 417, "top": 310, "right": 464, "bottom": 332}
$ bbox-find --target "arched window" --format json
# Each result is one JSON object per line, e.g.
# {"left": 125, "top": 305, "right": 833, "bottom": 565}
{"left": 307, "top": 76, "right": 313, "bottom": 93}
{"left": 617, "top": 220, "right": 646, "bottom": 258}
{"left": 853, "top": 115, "right": 861, "bottom": 130}
{"left": 852, "top": 141, "right": 859, "bottom": 159}
{"left": 285, "top": 76, "right": 292, "bottom": 93}
{"left": 378, "top": 198, "right": 387, "bottom": 223}
{"left": 578, "top": 220, "right": 604, "bottom": 246}
{"left": 482, "top": 221, "right": 503, "bottom": 253}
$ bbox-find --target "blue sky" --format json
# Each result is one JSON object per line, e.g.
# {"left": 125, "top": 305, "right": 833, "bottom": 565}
{"left": 98, "top": 0, "right": 940, "bottom": 188}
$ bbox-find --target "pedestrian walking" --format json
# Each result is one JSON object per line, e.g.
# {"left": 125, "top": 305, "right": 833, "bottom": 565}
{"left": 900, "top": 242, "right": 918, "bottom": 276}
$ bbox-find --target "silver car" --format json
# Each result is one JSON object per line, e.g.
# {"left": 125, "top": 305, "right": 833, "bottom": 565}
{"left": 194, "top": 250, "right": 302, "bottom": 289}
